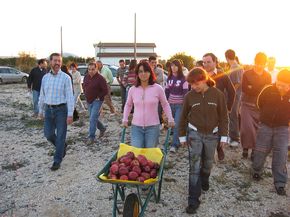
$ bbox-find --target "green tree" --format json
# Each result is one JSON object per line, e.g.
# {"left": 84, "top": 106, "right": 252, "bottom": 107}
{"left": 0, "top": 57, "right": 17, "bottom": 67}
{"left": 168, "top": 52, "right": 195, "bottom": 71}
{"left": 62, "top": 56, "right": 95, "bottom": 66}
{"left": 16, "top": 52, "right": 37, "bottom": 73}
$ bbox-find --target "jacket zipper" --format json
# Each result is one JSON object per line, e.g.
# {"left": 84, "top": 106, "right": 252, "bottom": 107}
{"left": 202, "top": 92, "right": 207, "bottom": 134}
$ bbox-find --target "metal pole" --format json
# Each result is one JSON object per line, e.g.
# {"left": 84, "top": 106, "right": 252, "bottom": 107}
{"left": 134, "top": 13, "right": 137, "bottom": 60}
{"left": 60, "top": 26, "right": 63, "bottom": 57}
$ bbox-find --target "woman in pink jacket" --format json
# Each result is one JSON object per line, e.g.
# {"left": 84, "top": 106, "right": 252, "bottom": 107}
{"left": 122, "top": 61, "right": 175, "bottom": 148}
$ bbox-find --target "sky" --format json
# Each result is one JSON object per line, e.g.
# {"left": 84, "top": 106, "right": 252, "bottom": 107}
{"left": 1, "top": 0, "right": 290, "bottom": 66}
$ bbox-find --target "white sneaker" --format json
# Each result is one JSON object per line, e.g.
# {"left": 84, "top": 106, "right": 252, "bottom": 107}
{"left": 230, "top": 141, "right": 239, "bottom": 147}
{"left": 170, "top": 147, "right": 177, "bottom": 153}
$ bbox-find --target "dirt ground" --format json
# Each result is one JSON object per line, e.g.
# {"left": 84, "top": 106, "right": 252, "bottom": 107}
{"left": 0, "top": 83, "right": 290, "bottom": 217}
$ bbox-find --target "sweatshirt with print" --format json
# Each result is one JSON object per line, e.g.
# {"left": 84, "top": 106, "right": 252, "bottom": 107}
{"left": 165, "top": 75, "right": 188, "bottom": 104}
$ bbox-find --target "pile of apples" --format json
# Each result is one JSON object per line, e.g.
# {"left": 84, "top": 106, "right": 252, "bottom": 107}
{"left": 108, "top": 151, "right": 160, "bottom": 182}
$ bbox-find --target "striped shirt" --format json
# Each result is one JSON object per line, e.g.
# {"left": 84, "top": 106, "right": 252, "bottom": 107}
{"left": 165, "top": 75, "right": 188, "bottom": 104}
{"left": 38, "top": 70, "right": 74, "bottom": 116}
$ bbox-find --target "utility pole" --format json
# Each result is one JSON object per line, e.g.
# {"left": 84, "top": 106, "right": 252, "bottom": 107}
{"left": 134, "top": 13, "right": 137, "bottom": 60}
{"left": 60, "top": 26, "right": 63, "bottom": 57}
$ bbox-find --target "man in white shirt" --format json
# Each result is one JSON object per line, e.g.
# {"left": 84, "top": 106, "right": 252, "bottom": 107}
{"left": 266, "top": 57, "right": 279, "bottom": 83}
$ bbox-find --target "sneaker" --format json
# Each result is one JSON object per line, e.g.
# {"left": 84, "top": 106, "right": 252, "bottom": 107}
{"left": 217, "top": 145, "right": 225, "bottom": 161}
{"left": 186, "top": 203, "right": 200, "bottom": 214}
{"left": 170, "top": 147, "right": 176, "bottom": 153}
{"left": 252, "top": 173, "right": 261, "bottom": 181}
{"left": 50, "top": 162, "right": 60, "bottom": 171}
{"left": 276, "top": 187, "right": 286, "bottom": 196}
{"left": 86, "top": 138, "right": 95, "bottom": 145}
{"left": 230, "top": 140, "right": 239, "bottom": 148}
{"left": 99, "top": 128, "right": 106, "bottom": 138}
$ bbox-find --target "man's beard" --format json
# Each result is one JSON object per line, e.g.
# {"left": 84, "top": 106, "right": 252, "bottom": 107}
{"left": 52, "top": 64, "right": 60, "bottom": 71}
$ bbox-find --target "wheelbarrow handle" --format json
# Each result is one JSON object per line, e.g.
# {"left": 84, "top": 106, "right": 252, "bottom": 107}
{"left": 121, "top": 127, "right": 126, "bottom": 143}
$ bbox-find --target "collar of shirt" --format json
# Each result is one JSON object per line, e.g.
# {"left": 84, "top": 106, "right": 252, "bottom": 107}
{"left": 209, "top": 68, "right": 218, "bottom": 76}
{"left": 50, "top": 69, "right": 62, "bottom": 76}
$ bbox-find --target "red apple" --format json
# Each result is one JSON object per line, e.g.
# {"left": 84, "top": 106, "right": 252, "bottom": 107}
{"left": 130, "top": 159, "right": 140, "bottom": 167}
{"left": 128, "top": 171, "right": 139, "bottom": 181}
{"left": 141, "top": 172, "right": 150, "bottom": 180}
{"left": 126, "top": 151, "right": 135, "bottom": 159}
{"left": 132, "top": 166, "right": 141, "bottom": 175}
{"left": 119, "top": 167, "right": 129, "bottom": 176}
{"left": 136, "top": 176, "right": 145, "bottom": 183}
{"left": 120, "top": 175, "right": 128, "bottom": 180}
{"left": 110, "top": 164, "right": 119, "bottom": 175}
{"left": 150, "top": 169, "right": 157, "bottom": 178}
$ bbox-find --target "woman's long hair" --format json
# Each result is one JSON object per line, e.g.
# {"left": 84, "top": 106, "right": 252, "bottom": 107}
{"left": 129, "top": 59, "right": 137, "bottom": 72}
{"left": 168, "top": 59, "right": 184, "bottom": 79}
{"left": 135, "top": 61, "right": 156, "bottom": 87}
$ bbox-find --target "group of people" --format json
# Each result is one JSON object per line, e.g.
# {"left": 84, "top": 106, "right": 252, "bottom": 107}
{"left": 26, "top": 51, "right": 290, "bottom": 214}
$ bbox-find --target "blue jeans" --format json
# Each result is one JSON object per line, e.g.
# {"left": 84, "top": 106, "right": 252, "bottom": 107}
{"left": 88, "top": 99, "right": 106, "bottom": 140}
{"left": 131, "top": 125, "right": 160, "bottom": 148}
{"left": 252, "top": 124, "right": 289, "bottom": 188}
{"left": 44, "top": 104, "right": 68, "bottom": 164}
{"left": 32, "top": 90, "right": 40, "bottom": 114}
{"left": 170, "top": 104, "right": 182, "bottom": 148}
{"left": 187, "top": 129, "right": 219, "bottom": 205}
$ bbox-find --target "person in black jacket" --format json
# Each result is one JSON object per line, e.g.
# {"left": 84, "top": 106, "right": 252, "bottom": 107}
{"left": 27, "top": 59, "right": 47, "bottom": 117}
{"left": 202, "top": 53, "right": 235, "bottom": 161}
{"left": 252, "top": 69, "right": 290, "bottom": 196}
{"left": 240, "top": 53, "right": 271, "bottom": 159}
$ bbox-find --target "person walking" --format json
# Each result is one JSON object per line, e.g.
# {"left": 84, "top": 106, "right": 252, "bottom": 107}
{"left": 179, "top": 67, "right": 228, "bottom": 214}
{"left": 83, "top": 62, "right": 108, "bottom": 145}
{"left": 202, "top": 53, "right": 235, "bottom": 160}
{"left": 123, "top": 59, "right": 137, "bottom": 102}
{"left": 122, "top": 61, "right": 174, "bottom": 148}
{"left": 69, "top": 63, "right": 85, "bottom": 111}
{"left": 240, "top": 52, "right": 271, "bottom": 159}
{"left": 225, "top": 49, "right": 244, "bottom": 147}
{"left": 252, "top": 69, "right": 290, "bottom": 196}
{"left": 165, "top": 59, "right": 188, "bottom": 153}
{"left": 97, "top": 60, "right": 116, "bottom": 114}
{"left": 27, "top": 58, "right": 47, "bottom": 117}
{"left": 38, "top": 53, "right": 74, "bottom": 171}
{"left": 116, "top": 59, "right": 129, "bottom": 112}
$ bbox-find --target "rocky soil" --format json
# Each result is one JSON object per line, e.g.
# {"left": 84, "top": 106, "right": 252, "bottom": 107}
{"left": 0, "top": 83, "right": 290, "bottom": 217}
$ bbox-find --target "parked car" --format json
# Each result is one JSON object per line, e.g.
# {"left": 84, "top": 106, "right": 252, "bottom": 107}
{"left": 77, "top": 64, "right": 120, "bottom": 94}
{"left": 0, "top": 66, "right": 29, "bottom": 84}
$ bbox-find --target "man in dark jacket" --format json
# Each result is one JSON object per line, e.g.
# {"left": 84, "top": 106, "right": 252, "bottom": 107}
{"left": 252, "top": 69, "right": 290, "bottom": 196}
{"left": 27, "top": 59, "right": 47, "bottom": 117}
{"left": 203, "top": 53, "right": 235, "bottom": 160}
{"left": 225, "top": 49, "right": 244, "bottom": 147}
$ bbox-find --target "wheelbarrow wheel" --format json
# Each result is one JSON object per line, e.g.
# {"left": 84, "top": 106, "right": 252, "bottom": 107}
{"left": 123, "top": 193, "right": 139, "bottom": 217}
